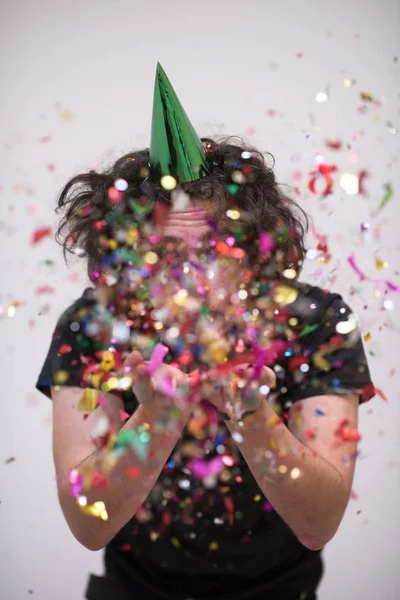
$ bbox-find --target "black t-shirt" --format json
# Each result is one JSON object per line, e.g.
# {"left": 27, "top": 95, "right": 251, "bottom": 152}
{"left": 36, "top": 283, "right": 375, "bottom": 600}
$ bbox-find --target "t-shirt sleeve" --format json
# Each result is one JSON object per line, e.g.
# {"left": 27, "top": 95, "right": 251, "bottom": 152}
{"left": 275, "top": 291, "right": 375, "bottom": 408}
{"left": 35, "top": 296, "right": 97, "bottom": 398}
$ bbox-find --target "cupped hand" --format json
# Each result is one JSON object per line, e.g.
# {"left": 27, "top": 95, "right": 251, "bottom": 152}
{"left": 200, "top": 363, "right": 276, "bottom": 422}
{"left": 123, "top": 351, "right": 193, "bottom": 422}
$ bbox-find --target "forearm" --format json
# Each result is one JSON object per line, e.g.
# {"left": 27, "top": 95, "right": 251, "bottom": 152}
{"left": 59, "top": 403, "right": 189, "bottom": 550}
{"left": 226, "top": 399, "right": 350, "bottom": 550}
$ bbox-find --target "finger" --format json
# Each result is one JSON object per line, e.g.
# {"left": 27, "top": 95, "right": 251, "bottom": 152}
{"left": 123, "top": 350, "right": 144, "bottom": 370}
{"left": 259, "top": 366, "right": 276, "bottom": 391}
{"left": 132, "top": 363, "right": 153, "bottom": 404}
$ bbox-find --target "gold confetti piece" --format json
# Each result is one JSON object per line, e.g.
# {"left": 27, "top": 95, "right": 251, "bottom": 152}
{"left": 103, "top": 376, "right": 119, "bottom": 391}
{"left": 99, "top": 351, "right": 116, "bottom": 372}
{"left": 54, "top": 370, "right": 69, "bottom": 384}
{"left": 60, "top": 110, "right": 74, "bottom": 121}
{"left": 78, "top": 389, "right": 98, "bottom": 412}
{"left": 79, "top": 500, "right": 108, "bottom": 521}
{"left": 312, "top": 352, "right": 331, "bottom": 372}
{"left": 160, "top": 175, "right": 177, "bottom": 190}
{"left": 144, "top": 251, "right": 158, "bottom": 265}
{"left": 364, "top": 332, "right": 371, "bottom": 342}
{"left": 209, "top": 541, "right": 219, "bottom": 551}
{"left": 254, "top": 494, "right": 262, "bottom": 502}
{"left": 273, "top": 285, "right": 299, "bottom": 306}
{"left": 374, "top": 256, "right": 388, "bottom": 270}
{"left": 282, "top": 268, "right": 297, "bottom": 279}
{"left": 279, "top": 465, "right": 288, "bottom": 474}
{"left": 226, "top": 209, "right": 240, "bottom": 220}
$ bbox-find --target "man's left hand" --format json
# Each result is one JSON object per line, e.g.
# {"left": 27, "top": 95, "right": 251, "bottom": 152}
{"left": 201, "top": 363, "right": 276, "bottom": 422}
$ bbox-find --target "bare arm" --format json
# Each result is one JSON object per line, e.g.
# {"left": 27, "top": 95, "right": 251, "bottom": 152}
{"left": 225, "top": 393, "right": 359, "bottom": 550}
{"left": 52, "top": 359, "right": 191, "bottom": 550}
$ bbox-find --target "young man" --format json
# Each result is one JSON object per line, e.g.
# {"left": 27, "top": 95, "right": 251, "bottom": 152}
{"left": 36, "top": 64, "right": 374, "bottom": 600}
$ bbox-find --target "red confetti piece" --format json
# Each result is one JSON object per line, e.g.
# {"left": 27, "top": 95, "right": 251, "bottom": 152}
{"left": 224, "top": 496, "right": 234, "bottom": 525}
{"left": 119, "top": 543, "right": 132, "bottom": 551}
{"left": 57, "top": 344, "right": 72, "bottom": 356}
{"left": 325, "top": 140, "right": 342, "bottom": 150}
{"left": 34, "top": 285, "right": 55, "bottom": 295}
{"left": 108, "top": 187, "right": 122, "bottom": 203}
{"left": 159, "top": 510, "right": 172, "bottom": 535}
{"left": 308, "top": 163, "right": 337, "bottom": 196}
{"left": 127, "top": 466, "right": 141, "bottom": 478}
{"left": 374, "top": 387, "right": 388, "bottom": 402}
{"left": 152, "top": 201, "right": 170, "bottom": 227}
{"left": 31, "top": 226, "right": 52, "bottom": 245}
{"left": 92, "top": 471, "right": 110, "bottom": 490}
{"left": 335, "top": 419, "right": 361, "bottom": 443}
{"left": 215, "top": 240, "right": 245, "bottom": 259}
{"left": 389, "top": 369, "right": 396, "bottom": 378}
{"left": 357, "top": 169, "right": 369, "bottom": 196}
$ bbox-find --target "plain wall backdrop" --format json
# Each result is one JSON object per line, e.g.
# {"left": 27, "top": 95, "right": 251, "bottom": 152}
{"left": 1, "top": 1, "right": 399, "bottom": 599}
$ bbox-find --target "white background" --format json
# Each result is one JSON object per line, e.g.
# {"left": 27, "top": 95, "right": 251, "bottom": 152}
{"left": 1, "top": 1, "right": 399, "bottom": 598}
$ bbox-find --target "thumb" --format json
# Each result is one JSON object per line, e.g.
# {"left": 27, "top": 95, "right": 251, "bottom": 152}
{"left": 123, "top": 351, "right": 153, "bottom": 404}
{"left": 260, "top": 366, "right": 276, "bottom": 392}
{"left": 123, "top": 350, "right": 143, "bottom": 370}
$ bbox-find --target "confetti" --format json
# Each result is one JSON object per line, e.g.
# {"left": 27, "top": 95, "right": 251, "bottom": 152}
{"left": 378, "top": 184, "right": 393, "bottom": 210}
{"left": 347, "top": 254, "right": 400, "bottom": 293}
{"left": 31, "top": 226, "right": 52, "bottom": 245}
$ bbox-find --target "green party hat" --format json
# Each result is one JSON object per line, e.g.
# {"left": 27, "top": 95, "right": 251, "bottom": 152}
{"left": 150, "top": 63, "right": 212, "bottom": 185}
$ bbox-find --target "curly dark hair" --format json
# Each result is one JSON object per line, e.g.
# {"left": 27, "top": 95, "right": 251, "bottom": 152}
{"left": 55, "top": 136, "right": 309, "bottom": 279}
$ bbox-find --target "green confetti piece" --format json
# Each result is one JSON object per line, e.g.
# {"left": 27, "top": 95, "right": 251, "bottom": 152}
{"left": 128, "top": 198, "right": 153, "bottom": 217}
{"left": 227, "top": 183, "right": 239, "bottom": 194}
{"left": 201, "top": 305, "right": 210, "bottom": 317}
{"left": 298, "top": 323, "right": 320, "bottom": 338}
{"left": 116, "top": 247, "right": 142, "bottom": 265}
{"left": 379, "top": 185, "right": 393, "bottom": 210}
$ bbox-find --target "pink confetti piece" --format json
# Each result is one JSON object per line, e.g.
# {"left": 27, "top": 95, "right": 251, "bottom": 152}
{"left": 119, "top": 409, "right": 130, "bottom": 422}
{"left": 157, "top": 374, "right": 175, "bottom": 397}
{"left": 347, "top": 254, "right": 400, "bottom": 293}
{"left": 147, "top": 343, "right": 169, "bottom": 376}
{"left": 259, "top": 231, "right": 275, "bottom": 255}
{"left": 189, "top": 456, "right": 224, "bottom": 480}
{"left": 95, "top": 395, "right": 107, "bottom": 409}
{"left": 39, "top": 135, "right": 52, "bottom": 143}
{"left": 34, "top": 285, "right": 55, "bottom": 295}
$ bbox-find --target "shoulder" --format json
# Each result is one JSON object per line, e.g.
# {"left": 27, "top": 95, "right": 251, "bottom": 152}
{"left": 55, "top": 287, "right": 98, "bottom": 330}
{"left": 290, "top": 282, "right": 355, "bottom": 334}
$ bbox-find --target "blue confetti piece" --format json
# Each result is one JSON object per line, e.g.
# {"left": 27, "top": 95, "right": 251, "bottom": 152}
{"left": 315, "top": 408, "right": 326, "bottom": 416}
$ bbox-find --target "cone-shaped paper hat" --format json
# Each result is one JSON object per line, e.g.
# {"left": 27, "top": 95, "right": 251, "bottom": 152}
{"left": 150, "top": 63, "right": 212, "bottom": 185}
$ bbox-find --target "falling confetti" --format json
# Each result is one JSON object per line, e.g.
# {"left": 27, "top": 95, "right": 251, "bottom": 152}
{"left": 31, "top": 226, "right": 52, "bottom": 246}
